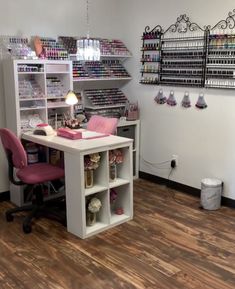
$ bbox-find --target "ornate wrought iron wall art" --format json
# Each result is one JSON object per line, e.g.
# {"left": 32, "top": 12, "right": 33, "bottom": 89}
{"left": 164, "top": 14, "right": 205, "bottom": 35}
{"left": 160, "top": 14, "right": 207, "bottom": 88}
{"left": 209, "top": 9, "right": 235, "bottom": 31}
{"left": 140, "top": 9, "right": 235, "bottom": 90}
{"left": 140, "top": 25, "right": 163, "bottom": 85}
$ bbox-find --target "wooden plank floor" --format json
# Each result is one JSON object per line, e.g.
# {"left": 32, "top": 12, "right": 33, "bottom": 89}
{"left": 0, "top": 179, "right": 235, "bottom": 289}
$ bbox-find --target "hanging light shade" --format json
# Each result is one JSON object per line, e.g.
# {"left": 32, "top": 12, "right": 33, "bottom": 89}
{"left": 65, "top": 90, "right": 78, "bottom": 105}
{"left": 76, "top": 0, "right": 100, "bottom": 61}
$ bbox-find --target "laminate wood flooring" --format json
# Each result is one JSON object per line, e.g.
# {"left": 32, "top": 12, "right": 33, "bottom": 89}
{"left": 0, "top": 179, "right": 235, "bottom": 289}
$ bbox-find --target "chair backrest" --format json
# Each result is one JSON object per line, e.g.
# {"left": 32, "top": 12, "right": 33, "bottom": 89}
{"left": 0, "top": 128, "right": 27, "bottom": 169}
{"left": 87, "top": 115, "right": 118, "bottom": 135}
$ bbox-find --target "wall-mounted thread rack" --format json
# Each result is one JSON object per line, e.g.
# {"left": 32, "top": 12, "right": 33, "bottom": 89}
{"left": 140, "top": 9, "right": 235, "bottom": 89}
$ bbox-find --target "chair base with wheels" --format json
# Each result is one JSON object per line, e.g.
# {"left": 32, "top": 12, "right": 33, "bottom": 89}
{"left": 6, "top": 185, "right": 66, "bottom": 234}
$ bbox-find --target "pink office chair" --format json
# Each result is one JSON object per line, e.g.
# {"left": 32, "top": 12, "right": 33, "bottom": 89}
{"left": 0, "top": 128, "right": 65, "bottom": 233}
{"left": 87, "top": 115, "right": 118, "bottom": 134}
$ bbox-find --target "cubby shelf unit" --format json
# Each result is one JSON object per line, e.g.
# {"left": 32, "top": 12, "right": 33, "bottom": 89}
{"left": 3, "top": 59, "right": 73, "bottom": 206}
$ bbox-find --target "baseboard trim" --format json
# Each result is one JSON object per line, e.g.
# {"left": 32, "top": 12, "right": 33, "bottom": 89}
{"left": 139, "top": 171, "right": 235, "bottom": 209}
{"left": 0, "top": 191, "right": 10, "bottom": 202}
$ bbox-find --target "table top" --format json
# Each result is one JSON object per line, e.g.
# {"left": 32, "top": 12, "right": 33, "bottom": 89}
{"left": 22, "top": 131, "right": 133, "bottom": 154}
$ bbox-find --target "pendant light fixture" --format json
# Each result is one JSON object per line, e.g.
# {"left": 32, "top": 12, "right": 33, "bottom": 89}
{"left": 65, "top": 90, "right": 78, "bottom": 105}
{"left": 76, "top": 0, "right": 101, "bottom": 61}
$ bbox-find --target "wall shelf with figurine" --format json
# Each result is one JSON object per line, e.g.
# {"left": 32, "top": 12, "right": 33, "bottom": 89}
{"left": 140, "top": 9, "right": 235, "bottom": 90}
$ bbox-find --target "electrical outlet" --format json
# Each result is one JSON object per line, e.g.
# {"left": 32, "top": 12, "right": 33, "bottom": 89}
{"left": 172, "top": 154, "right": 179, "bottom": 167}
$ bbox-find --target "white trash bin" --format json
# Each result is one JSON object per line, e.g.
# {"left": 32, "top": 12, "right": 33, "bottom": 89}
{"left": 201, "top": 178, "right": 222, "bottom": 210}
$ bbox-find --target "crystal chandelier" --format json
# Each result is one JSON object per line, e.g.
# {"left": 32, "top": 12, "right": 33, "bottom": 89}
{"left": 76, "top": 0, "right": 100, "bottom": 61}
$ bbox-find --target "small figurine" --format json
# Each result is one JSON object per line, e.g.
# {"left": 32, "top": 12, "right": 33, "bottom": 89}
{"left": 196, "top": 93, "right": 207, "bottom": 109}
{"left": 167, "top": 90, "right": 177, "bottom": 106}
{"left": 115, "top": 207, "right": 124, "bottom": 215}
{"left": 110, "top": 189, "right": 118, "bottom": 204}
{"left": 181, "top": 91, "right": 191, "bottom": 108}
{"left": 154, "top": 89, "right": 166, "bottom": 104}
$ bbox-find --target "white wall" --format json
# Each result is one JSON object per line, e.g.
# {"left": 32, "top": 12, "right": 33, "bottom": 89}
{"left": 1, "top": 0, "right": 235, "bottom": 200}
{"left": 119, "top": 0, "right": 235, "bottom": 199}
{"left": 0, "top": 0, "right": 123, "bottom": 192}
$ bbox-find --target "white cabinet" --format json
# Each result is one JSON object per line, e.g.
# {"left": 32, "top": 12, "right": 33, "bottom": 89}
{"left": 3, "top": 59, "right": 73, "bottom": 136}
{"left": 64, "top": 140, "right": 133, "bottom": 239}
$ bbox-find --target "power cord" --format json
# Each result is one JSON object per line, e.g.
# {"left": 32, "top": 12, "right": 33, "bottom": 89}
{"left": 141, "top": 155, "right": 196, "bottom": 205}
{"left": 166, "top": 167, "right": 196, "bottom": 206}
{"left": 141, "top": 156, "right": 172, "bottom": 169}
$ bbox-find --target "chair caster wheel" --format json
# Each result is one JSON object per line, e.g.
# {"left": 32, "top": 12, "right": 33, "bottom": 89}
{"left": 6, "top": 213, "right": 14, "bottom": 222}
{"left": 23, "top": 224, "right": 32, "bottom": 234}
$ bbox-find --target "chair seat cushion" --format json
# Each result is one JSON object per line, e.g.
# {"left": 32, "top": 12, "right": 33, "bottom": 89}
{"left": 17, "top": 163, "right": 64, "bottom": 184}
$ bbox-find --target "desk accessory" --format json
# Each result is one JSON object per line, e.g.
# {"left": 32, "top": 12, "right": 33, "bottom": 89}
{"left": 125, "top": 101, "right": 139, "bottom": 120}
{"left": 33, "top": 124, "right": 55, "bottom": 136}
{"left": 57, "top": 128, "right": 108, "bottom": 140}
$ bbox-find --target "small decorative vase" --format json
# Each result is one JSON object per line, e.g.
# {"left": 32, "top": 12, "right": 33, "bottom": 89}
{"left": 86, "top": 211, "right": 96, "bottom": 226}
{"left": 109, "top": 164, "right": 117, "bottom": 182}
{"left": 85, "top": 170, "right": 94, "bottom": 188}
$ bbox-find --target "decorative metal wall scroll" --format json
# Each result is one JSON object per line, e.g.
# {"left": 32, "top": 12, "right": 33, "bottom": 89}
{"left": 140, "top": 10, "right": 235, "bottom": 89}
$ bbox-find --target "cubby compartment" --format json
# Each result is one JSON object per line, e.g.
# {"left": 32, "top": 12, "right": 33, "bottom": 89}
{"left": 45, "top": 63, "right": 71, "bottom": 73}
{"left": 85, "top": 190, "right": 109, "bottom": 236}
{"left": 47, "top": 106, "right": 71, "bottom": 129}
{"left": 17, "top": 63, "right": 44, "bottom": 73}
{"left": 18, "top": 74, "right": 45, "bottom": 99}
{"left": 84, "top": 151, "right": 109, "bottom": 196}
{"left": 46, "top": 74, "right": 70, "bottom": 98}
{"left": 117, "top": 125, "right": 135, "bottom": 149}
{"left": 20, "top": 109, "right": 47, "bottom": 132}
{"left": 109, "top": 183, "right": 132, "bottom": 225}
{"left": 20, "top": 99, "right": 46, "bottom": 110}
{"left": 109, "top": 146, "right": 131, "bottom": 188}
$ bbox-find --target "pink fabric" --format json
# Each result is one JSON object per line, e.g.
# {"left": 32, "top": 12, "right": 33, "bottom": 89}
{"left": 87, "top": 116, "right": 118, "bottom": 135}
{"left": 17, "top": 163, "right": 64, "bottom": 184}
{"left": 0, "top": 128, "right": 27, "bottom": 169}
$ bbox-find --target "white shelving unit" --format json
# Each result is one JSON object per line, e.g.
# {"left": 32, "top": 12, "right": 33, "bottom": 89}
{"left": 3, "top": 59, "right": 73, "bottom": 206}
{"left": 22, "top": 132, "right": 133, "bottom": 239}
{"left": 3, "top": 59, "right": 73, "bottom": 136}
{"left": 81, "top": 143, "right": 133, "bottom": 238}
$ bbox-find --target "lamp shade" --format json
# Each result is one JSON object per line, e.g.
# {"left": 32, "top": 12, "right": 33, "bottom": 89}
{"left": 65, "top": 91, "right": 78, "bottom": 105}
